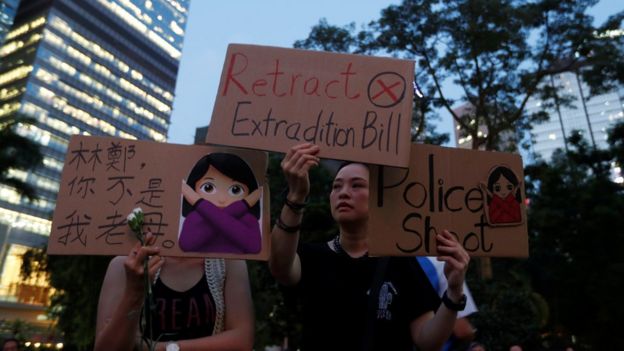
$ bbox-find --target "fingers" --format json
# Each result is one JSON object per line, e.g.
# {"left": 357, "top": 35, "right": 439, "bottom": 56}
{"left": 282, "top": 143, "right": 320, "bottom": 174}
{"left": 436, "top": 230, "right": 470, "bottom": 282}
{"left": 125, "top": 232, "right": 161, "bottom": 272}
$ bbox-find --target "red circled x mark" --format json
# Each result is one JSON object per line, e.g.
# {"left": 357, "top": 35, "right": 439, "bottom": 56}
{"left": 371, "top": 79, "right": 402, "bottom": 102}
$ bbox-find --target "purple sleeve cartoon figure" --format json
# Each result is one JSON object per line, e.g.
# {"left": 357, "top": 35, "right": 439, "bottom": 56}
{"left": 178, "top": 153, "right": 262, "bottom": 254}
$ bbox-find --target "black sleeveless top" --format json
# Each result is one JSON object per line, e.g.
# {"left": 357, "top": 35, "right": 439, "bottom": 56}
{"left": 148, "top": 273, "right": 217, "bottom": 341}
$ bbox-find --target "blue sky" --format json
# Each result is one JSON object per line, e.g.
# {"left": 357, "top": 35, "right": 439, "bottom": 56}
{"left": 168, "top": 0, "right": 623, "bottom": 145}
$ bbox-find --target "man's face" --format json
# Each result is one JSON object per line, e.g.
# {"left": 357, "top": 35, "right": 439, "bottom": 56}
{"left": 330, "top": 163, "right": 369, "bottom": 224}
{"left": 3, "top": 340, "right": 18, "bottom": 351}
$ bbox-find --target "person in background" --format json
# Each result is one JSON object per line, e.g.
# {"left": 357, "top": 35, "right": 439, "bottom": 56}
{"left": 1, "top": 338, "right": 19, "bottom": 351}
{"left": 269, "top": 144, "right": 471, "bottom": 351}
{"left": 417, "top": 256, "right": 478, "bottom": 350}
{"left": 468, "top": 341, "right": 486, "bottom": 351}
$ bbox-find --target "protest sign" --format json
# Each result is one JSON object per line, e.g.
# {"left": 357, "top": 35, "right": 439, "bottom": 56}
{"left": 369, "top": 143, "right": 528, "bottom": 257}
{"left": 207, "top": 44, "right": 415, "bottom": 167}
{"left": 48, "top": 135, "right": 270, "bottom": 260}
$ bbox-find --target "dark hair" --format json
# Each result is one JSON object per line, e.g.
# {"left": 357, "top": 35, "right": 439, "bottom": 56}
{"left": 486, "top": 166, "right": 520, "bottom": 203}
{"left": 182, "top": 153, "right": 259, "bottom": 217}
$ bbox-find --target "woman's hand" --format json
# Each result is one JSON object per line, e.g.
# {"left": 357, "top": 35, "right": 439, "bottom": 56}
{"left": 281, "top": 143, "right": 320, "bottom": 202}
{"left": 436, "top": 230, "right": 470, "bottom": 300}
{"left": 123, "top": 232, "right": 163, "bottom": 299}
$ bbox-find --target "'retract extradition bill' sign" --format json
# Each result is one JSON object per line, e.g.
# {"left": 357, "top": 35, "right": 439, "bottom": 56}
{"left": 47, "top": 135, "right": 271, "bottom": 260}
{"left": 369, "top": 143, "right": 529, "bottom": 257}
{"left": 207, "top": 44, "right": 415, "bottom": 168}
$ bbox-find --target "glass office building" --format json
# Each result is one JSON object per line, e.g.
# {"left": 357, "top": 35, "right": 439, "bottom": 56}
{"left": 0, "top": 0, "right": 189, "bottom": 323}
{"left": 0, "top": 0, "right": 20, "bottom": 44}
{"left": 524, "top": 71, "right": 624, "bottom": 162}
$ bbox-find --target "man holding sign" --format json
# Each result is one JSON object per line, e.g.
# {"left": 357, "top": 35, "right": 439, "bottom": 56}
{"left": 269, "top": 143, "right": 470, "bottom": 351}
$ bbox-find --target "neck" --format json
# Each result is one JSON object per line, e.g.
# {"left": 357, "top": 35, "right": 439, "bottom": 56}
{"left": 338, "top": 221, "right": 368, "bottom": 257}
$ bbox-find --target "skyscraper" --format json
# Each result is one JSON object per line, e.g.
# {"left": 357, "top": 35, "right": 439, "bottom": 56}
{"left": 0, "top": 0, "right": 190, "bottom": 324}
{"left": 0, "top": 0, "right": 20, "bottom": 44}
{"left": 524, "top": 70, "right": 624, "bottom": 164}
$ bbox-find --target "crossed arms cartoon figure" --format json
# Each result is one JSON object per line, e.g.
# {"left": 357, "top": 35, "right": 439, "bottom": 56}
{"left": 178, "top": 153, "right": 262, "bottom": 254}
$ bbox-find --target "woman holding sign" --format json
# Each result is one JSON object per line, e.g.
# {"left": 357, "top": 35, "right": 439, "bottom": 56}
{"left": 94, "top": 233, "right": 254, "bottom": 351}
{"left": 269, "top": 143, "right": 470, "bottom": 351}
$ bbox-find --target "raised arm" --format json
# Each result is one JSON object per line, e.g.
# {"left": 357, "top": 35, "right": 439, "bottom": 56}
{"left": 268, "top": 143, "right": 320, "bottom": 286}
{"left": 94, "top": 234, "right": 163, "bottom": 351}
{"left": 411, "top": 230, "right": 470, "bottom": 351}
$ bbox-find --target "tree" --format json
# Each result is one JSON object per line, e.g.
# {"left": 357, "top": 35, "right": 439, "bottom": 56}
{"left": 294, "top": 19, "right": 450, "bottom": 146}
{"left": 21, "top": 248, "right": 110, "bottom": 351}
{"left": 524, "top": 122, "right": 624, "bottom": 350}
{"left": 0, "top": 113, "right": 43, "bottom": 200}
{"left": 371, "top": 0, "right": 623, "bottom": 151}
{"left": 296, "top": 1, "right": 624, "bottom": 152}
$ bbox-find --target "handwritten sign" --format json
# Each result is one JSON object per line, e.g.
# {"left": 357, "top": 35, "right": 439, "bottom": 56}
{"left": 48, "top": 135, "right": 271, "bottom": 260}
{"left": 207, "top": 44, "right": 415, "bottom": 167}
{"left": 369, "top": 143, "right": 528, "bottom": 257}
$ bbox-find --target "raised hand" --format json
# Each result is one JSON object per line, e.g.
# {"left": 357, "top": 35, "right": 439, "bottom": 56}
{"left": 436, "top": 230, "right": 470, "bottom": 300}
{"left": 281, "top": 143, "right": 320, "bottom": 202}
{"left": 123, "top": 232, "right": 163, "bottom": 297}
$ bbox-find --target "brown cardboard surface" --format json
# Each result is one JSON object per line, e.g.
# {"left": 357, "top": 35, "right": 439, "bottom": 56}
{"left": 47, "top": 135, "right": 271, "bottom": 260}
{"left": 207, "top": 43, "right": 415, "bottom": 167}
{"left": 369, "top": 143, "right": 528, "bottom": 257}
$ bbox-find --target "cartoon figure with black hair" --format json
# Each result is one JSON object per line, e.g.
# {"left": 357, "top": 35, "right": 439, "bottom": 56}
{"left": 179, "top": 153, "right": 262, "bottom": 254}
{"left": 480, "top": 165, "right": 523, "bottom": 226}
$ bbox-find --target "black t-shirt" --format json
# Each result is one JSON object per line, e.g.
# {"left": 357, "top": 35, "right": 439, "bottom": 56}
{"left": 296, "top": 241, "right": 440, "bottom": 351}
{"left": 149, "top": 274, "right": 216, "bottom": 341}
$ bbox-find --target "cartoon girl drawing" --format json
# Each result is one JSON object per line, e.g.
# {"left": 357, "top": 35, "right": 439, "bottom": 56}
{"left": 480, "top": 166, "right": 523, "bottom": 226}
{"left": 178, "top": 153, "right": 262, "bottom": 254}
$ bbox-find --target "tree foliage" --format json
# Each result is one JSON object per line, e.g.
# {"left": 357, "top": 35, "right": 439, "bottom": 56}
{"left": 525, "top": 122, "right": 624, "bottom": 350}
{"left": 0, "top": 113, "right": 43, "bottom": 200}
{"left": 295, "top": 0, "right": 624, "bottom": 151}
{"left": 250, "top": 153, "right": 336, "bottom": 349}
{"left": 21, "top": 249, "right": 110, "bottom": 351}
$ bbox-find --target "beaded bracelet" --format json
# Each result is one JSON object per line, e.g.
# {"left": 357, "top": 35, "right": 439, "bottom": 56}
{"left": 284, "top": 197, "right": 306, "bottom": 213}
{"left": 275, "top": 215, "right": 301, "bottom": 233}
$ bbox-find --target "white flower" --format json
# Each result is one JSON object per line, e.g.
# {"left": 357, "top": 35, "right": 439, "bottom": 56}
{"left": 127, "top": 207, "right": 145, "bottom": 241}
{"left": 127, "top": 207, "right": 143, "bottom": 222}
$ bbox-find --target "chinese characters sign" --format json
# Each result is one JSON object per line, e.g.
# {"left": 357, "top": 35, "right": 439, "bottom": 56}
{"left": 48, "top": 135, "right": 270, "bottom": 260}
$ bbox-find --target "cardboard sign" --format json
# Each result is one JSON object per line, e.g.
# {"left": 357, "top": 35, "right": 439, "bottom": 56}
{"left": 207, "top": 44, "right": 415, "bottom": 167}
{"left": 48, "top": 135, "right": 271, "bottom": 260}
{"left": 369, "top": 143, "right": 528, "bottom": 257}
